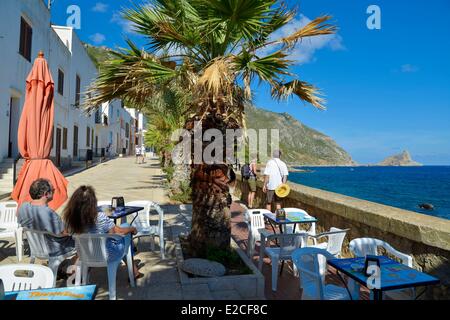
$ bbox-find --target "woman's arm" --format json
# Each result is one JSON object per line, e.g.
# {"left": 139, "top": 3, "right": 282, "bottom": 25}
{"left": 109, "top": 225, "right": 137, "bottom": 236}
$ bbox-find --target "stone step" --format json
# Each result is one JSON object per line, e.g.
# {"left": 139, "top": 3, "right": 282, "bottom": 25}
{"left": 0, "top": 181, "right": 13, "bottom": 189}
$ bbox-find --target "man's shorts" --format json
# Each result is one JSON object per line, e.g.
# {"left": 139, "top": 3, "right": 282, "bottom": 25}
{"left": 247, "top": 177, "right": 257, "bottom": 192}
{"left": 266, "top": 190, "right": 281, "bottom": 204}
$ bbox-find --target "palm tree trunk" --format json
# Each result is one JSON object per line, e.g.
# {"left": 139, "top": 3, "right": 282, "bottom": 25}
{"left": 189, "top": 163, "right": 231, "bottom": 257}
{"left": 187, "top": 112, "right": 233, "bottom": 257}
{"left": 169, "top": 142, "right": 191, "bottom": 197}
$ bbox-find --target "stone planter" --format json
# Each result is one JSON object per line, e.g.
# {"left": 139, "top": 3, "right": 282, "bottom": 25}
{"left": 174, "top": 234, "right": 265, "bottom": 299}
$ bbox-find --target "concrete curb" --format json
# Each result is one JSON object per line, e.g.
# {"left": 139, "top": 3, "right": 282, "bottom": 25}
{"left": 174, "top": 233, "right": 265, "bottom": 300}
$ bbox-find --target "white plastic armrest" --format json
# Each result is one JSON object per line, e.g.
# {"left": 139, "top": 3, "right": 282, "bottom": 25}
{"left": 386, "top": 246, "right": 413, "bottom": 267}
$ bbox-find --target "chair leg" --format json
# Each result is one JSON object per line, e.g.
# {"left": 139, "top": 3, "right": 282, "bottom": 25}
{"left": 126, "top": 247, "right": 136, "bottom": 287}
{"left": 107, "top": 262, "right": 120, "bottom": 300}
{"left": 247, "top": 234, "right": 255, "bottom": 257}
{"left": 74, "top": 262, "right": 82, "bottom": 286}
{"left": 15, "top": 228, "right": 23, "bottom": 262}
{"left": 279, "top": 260, "right": 285, "bottom": 276}
{"left": 258, "top": 246, "right": 264, "bottom": 271}
{"left": 159, "top": 235, "right": 165, "bottom": 260}
{"left": 49, "top": 258, "right": 62, "bottom": 287}
{"left": 150, "top": 236, "right": 156, "bottom": 251}
{"left": 348, "top": 279, "right": 360, "bottom": 300}
{"left": 82, "top": 265, "right": 89, "bottom": 285}
{"left": 271, "top": 259, "right": 279, "bottom": 291}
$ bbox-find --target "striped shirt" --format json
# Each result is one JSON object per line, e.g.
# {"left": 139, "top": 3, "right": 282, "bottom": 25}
{"left": 88, "top": 211, "right": 125, "bottom": 261}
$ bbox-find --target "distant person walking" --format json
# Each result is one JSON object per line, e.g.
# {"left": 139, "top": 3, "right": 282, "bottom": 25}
{"left": 263, "top": 150, "right": 289, "bottom": 212}
{"left": 246, "top": 155, "right": 258, "bottom": 208}
{"left": 135, "top": 145, "right": 142, "bottom": 164}
{"left": 141, "top": 145, "right": 146, "bottom": 163}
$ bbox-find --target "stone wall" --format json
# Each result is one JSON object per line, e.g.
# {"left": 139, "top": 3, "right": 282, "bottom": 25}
{"left": 235, "top": 176, "right": 450, "bottom": 299}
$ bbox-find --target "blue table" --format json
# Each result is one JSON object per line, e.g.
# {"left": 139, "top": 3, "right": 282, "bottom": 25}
{"left": 4, "top": 285, "right": 97, "bottom": 300}
{"left": 328, "top": 256, "right": 440, "bottom": 300}
{"left": 98, "top": 205, "right": 144, "bottom": 224}
{"left": 263, "top": 211, "right": 317, "bottom": 234}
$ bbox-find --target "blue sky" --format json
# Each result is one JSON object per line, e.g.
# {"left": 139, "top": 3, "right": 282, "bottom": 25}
{"left": 48, "top": 0, "right": 450, "bottom": 164}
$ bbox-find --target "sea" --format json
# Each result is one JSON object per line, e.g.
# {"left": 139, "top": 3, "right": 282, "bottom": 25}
{"left": 290, "top": 166, "right": 450, "bottom": 220}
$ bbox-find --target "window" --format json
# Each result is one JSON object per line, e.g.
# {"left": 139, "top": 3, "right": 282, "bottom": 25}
{"left": 86, "top": 126, "right": 90, "bottom": 147}
{"left": 58, "top": 69, "right": 64, "bottom": 95}
{"left": 75, "top": 75, "right": 81, "bottom": 106}
{"left": 62, "top": 127, "right": 68, "bottom": 150}
{"left": 73, "top": 125, "right": 79, "bottom": 157}
{"left": 91, "top": 128, "right": 94, "bottom": 149}
{"left": 19, "top": 17, "right": 32, "bottom": 61}
{"left": 125, "top": 123, "right": 130, "bottom": 138}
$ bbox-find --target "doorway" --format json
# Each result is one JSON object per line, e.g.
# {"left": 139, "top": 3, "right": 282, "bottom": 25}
{"left": 55, "top": 128, "right": 61, "bottom": 167}
{"left": 8, "top": 97, "right": 21, "bottom": 158}
{"left": 73, "top": 125, "right": 78, "bottom": 158}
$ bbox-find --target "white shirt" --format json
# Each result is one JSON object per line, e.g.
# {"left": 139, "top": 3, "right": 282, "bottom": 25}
{"left": 263, "top": 158, "right": 289, "bottom": 190}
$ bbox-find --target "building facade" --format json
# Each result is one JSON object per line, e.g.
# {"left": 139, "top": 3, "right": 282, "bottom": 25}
{"left": 0, "top": 0, "right": 148, "bottom": 194}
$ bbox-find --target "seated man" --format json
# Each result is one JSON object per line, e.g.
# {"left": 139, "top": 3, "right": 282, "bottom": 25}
{"left": 18, "top": 179, "right": 76, "bottom": 265}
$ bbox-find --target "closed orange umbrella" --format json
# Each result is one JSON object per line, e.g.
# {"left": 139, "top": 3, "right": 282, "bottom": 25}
{"left": 11, "top": 51, "right": 68, "bottom": 210}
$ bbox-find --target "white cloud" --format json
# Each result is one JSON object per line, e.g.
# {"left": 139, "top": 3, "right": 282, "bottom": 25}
{"left": 111, "top": 12, "right": 136, "bottom": 34}
{"left": 401, "top": 64, "right": 419, "bottom": 73}
{"left": 257, "top": 14, "right": 345, "bottom": 65}
{"left": 92, "top": 2, "right": 108, "bottom": 13}
{"left": 89, "top": 33, "right": 106, "bottom": 45}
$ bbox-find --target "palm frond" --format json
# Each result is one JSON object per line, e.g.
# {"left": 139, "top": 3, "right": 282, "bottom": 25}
{"left": 271, "top": 80, "right": 326, "bottom": 110}
{"left": 83, "top": 40, "right": 177, "bottom": 111}
{"left": 258, "top": 15, "right": 336, "bottom": 51}
{"left": 198, "top": 57, "right": 235, "bottom": 96}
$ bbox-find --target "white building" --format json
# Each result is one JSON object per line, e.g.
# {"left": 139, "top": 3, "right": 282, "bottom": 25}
{"left": 0, "top": 0, "right": 149, "bottom": 195}
{"left": 96, "top": 100, "right": 145, "bottom": 157}
{"left": 0, "top": 0, "right": 97, "bottom": 168}
{"left": 126, "top": 107, "right": 148, "bottom": 152}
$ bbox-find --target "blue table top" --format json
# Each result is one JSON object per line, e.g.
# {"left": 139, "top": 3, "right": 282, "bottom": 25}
{"left": 4, "top": 285, "right": 97, "bottom": 300}
{"left": 263, "top": 211, "right": 318, "bottom": 225}
{"left": 328, "top": 256, "right": 440, "bottom": 291}
{"left": 97, "top": 205, "right": 144, "bottom": 219}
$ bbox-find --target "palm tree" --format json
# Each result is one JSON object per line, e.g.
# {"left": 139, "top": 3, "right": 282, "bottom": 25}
{"left": 85, "top": 0, "right": 336, "bottom": 257}
{"left": 144, "top": 83, "right": 192, "bottom": 197}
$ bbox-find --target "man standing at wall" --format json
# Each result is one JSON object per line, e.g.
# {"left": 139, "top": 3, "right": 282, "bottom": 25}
{"left": 263, "top": 150, "right": 289, "bottom": 212}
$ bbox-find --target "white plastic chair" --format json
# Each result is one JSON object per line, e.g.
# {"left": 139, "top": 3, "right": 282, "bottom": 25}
{"left": 23, "top": 228, "right": 76, "bottom": 286}
{"left": 308, "top": 227, "right": 349, "bottom": 257}
{"left": 0, "top": 201, "right": 23, "bottom": 262}
{"left": 292, "top": 247, "right": 351, "bottom": 300}
{"left": 349, "top": 237, "right": 415, "bottom": 300}
{"left": 282, "top": 208, "right": 317, "bottom": 241}
{"left": 258, "top": 232, "right": 308, "bottom": 291}
{"left": 243, "top": 209, "right": 273, "bottom": 257}
{"left": 127, "top": 200, "right": 165, "bottom": 259}
{"left": 0, "top": 264, "right": 54, "bottom": 292}
{"left": 73, "top": 233, "right": 135, "bottom": 300}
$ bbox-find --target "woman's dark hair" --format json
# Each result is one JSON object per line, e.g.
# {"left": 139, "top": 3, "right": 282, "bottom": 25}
{"left": 63, "top": 185, "right": 98, "bottom": 234}
{"left": 29, "top": 179, "right": 52, "bottom": 199}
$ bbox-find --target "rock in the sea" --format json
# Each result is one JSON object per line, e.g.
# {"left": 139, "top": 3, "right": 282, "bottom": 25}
{"left": 419, "top": 203, "right": 434, "bottom": 210}
{"left": 181, "top": 258, "right": 226, "bottom": 277}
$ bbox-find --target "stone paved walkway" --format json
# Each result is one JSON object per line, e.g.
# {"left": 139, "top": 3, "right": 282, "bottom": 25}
{"left": 0, "top": 157, "right": 235, "bottom": 300}
{"left": 1, "top": 157, "right": 366, "bottom": 300}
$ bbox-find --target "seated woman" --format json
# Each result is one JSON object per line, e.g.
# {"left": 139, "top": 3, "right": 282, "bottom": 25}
{"left": 63, "top": 185, "right": 143, "bottom": 279}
